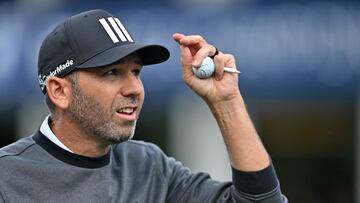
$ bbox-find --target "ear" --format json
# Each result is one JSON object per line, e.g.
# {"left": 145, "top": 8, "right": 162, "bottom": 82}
{"left": 46, "top": 76, "right": 72, "bottom": 110}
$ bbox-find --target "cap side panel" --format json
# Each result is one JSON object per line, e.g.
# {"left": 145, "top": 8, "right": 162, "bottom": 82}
{"left": 66, "top": 15, "right": 83, "bottom": 67}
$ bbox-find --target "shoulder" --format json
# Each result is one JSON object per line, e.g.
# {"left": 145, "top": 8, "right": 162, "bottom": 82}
{"left": 0, "top": 136, "right": 36, "bottom": 159}
{"left": 112, "top": 140, "right": 177, "bottom": 182}
{"left": 112, "top": 140, "right": 165, "bottom": 159}
{"left": 112, "top": 140, "right": 179, "bottom": 173}
{"left": 111, "top": 140, "right": 174, "bottom": 170}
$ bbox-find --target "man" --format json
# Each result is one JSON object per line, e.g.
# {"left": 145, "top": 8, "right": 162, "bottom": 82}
{"left": 0, "top": 9, "right": 287, "bottom": 202}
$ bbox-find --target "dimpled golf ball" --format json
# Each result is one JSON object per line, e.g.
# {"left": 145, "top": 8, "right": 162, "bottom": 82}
{"left": 192, "top": 57, "right": 215, "bottom": 79}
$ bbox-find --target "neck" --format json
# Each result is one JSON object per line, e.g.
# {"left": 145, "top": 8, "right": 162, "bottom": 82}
{"left": 50, "top": 116, "right": 110, "bottom": 157}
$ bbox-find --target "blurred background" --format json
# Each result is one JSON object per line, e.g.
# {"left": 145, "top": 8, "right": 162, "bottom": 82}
{"left": 0, "top": 0, "right": 359, "bottom": 202}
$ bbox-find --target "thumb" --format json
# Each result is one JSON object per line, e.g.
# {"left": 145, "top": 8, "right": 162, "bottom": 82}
{"left": 172, "top": 33, "right": 185, "bottom": 44}
{"left": 180, "top": 45, "right": 194, "bottom": 79}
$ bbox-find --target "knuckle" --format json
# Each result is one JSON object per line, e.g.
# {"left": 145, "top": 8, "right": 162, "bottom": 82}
{"left": 224, "top": 53, "right": 233, "bottom": 58}
{"left": 206, "top": 44, "right": 214, "bottom": 52}
{"left": 224, "top": 54, "right": 235, "bottom": 62}
{"left": 195, "top": 35, "right": 206, "bottom": 43}
{"left": 194, "top": 35, "right": 202, "bottom": 40}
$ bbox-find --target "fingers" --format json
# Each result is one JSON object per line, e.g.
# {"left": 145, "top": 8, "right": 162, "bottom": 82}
{"left": 191, "top": 44, "right": 213, "bottom": 67}
{"left": 179, "top": 45, "right": 195, "bottom": 80}
{"left": 172, "top": 33, "right": 185, "bottom": 44}
{"left": 213, "top": 54, "right": 224, "bottom": 81}
{"left": 177, "top": 35, "right": 206, "bottom": 47}
{"left": 213, "top": 53, "right": 237, "bottom": 80}
{"left": 177, "top": 34, "right": 217, "bottom": 57}
{"left": 173, "top": 33, "right": 217, "bottom": 67}
{"left": 173, "top": 33, "right": 237, "bottom": 81}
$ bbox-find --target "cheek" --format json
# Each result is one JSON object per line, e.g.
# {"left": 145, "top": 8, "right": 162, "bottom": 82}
{"left": 139, "top": 82, "right": 145, "bottom": 109}
{"left": 140, "top": 80, "right": 145, "bottom": 99}
{"left": 82, "top": 86, "right": 115, "bottom": 111}
{"left": 136, "top": 80, "right": 145, "bottom": 113}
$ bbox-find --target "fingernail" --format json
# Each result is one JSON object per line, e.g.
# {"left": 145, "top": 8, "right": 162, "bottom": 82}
{"left": 192, "top": 60, "right": 198, "bottom": 67}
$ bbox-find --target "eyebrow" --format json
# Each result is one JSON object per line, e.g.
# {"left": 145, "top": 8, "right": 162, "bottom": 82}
{"left": 133, "top": 59, "right": 143, "bottom": 66}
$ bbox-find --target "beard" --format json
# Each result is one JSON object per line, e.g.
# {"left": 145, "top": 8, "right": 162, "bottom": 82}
{"left": 67, "top": 84, "right": 138, "bottom": 145}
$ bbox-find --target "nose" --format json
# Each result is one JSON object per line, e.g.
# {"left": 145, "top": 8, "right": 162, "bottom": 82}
{"left": 120, "top": 73, "right": 144, "bottom": 98}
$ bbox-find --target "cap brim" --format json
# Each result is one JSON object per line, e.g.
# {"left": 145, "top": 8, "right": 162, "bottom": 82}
{"left": 77, "top": 43, "right": 170, "bottom": 68}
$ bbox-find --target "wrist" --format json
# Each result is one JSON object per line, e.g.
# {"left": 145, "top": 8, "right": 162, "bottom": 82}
{"left": 207, "top": 94, "right": 245, "bottom": 116}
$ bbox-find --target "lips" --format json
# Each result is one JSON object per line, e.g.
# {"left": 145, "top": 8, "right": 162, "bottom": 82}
{"left": 115, "top": 106, "right": 138, "bottom": 121}
{"left": 117, "top": 107, "right": 136, "bottom": 114}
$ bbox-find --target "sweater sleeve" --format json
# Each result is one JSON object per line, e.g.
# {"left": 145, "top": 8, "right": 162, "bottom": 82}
{"left": 232, "top": 164, "right": 277, "bottom": 195}
{"left": 0, "top": 187, "right": 6, "bottom": 203}
{"left": 145, "top": 143, "right": 287, "bottom": 203}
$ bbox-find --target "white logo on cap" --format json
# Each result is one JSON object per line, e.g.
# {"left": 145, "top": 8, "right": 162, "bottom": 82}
{"left": 39, "top": 59, "right": 74, "bottom": 91}
{"left": 99, "top": 17, "right": 133, "bottom": 43}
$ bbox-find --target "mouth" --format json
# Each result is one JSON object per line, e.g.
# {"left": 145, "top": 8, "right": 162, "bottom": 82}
{"left": 117, "top": 107, "right": 136, "bottom": 114}
{"left": 115, "top": 106, "right": 138, "bottom": 121}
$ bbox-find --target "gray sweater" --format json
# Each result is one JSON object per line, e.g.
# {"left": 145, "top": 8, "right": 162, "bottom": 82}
{"left": 0, "top": 131, "right": 287, "bottom": 202}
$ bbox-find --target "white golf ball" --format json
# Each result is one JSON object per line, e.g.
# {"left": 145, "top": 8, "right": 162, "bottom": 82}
{"left": 192, "top": 57, "right": 215, "bottom": 79}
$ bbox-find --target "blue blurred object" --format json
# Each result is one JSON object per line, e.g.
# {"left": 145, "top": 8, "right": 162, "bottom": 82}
{"left": 0, "top": 0, "right": 359, "bottom": 110}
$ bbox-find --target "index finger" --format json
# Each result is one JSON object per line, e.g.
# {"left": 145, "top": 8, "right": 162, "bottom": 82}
{"left": 177, "top": 35, "right": 206, "bottom": 47}
{"left": 172, "top": 33, "right": 185, "bottom": 44}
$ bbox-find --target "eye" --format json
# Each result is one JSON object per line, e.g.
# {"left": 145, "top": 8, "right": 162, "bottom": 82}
{"left": 103, "top": 68, "right": 118, "bottom": 76}
{"left": 132, "top": 68, "right": 141, "bottom": 76}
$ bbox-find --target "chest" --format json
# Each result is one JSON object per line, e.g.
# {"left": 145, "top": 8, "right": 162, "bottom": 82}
{"left": 1, "top": 161, "right": 167, "bottom": 203}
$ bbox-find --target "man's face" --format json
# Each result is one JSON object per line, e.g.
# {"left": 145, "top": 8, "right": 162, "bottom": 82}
{"left": 66, "top": 54, "right": 144, "bottom": 144}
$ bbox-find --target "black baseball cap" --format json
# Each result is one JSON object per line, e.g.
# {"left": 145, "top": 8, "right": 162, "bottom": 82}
{"left": 38, "top": 9, "right": 170, "bottom": 93}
